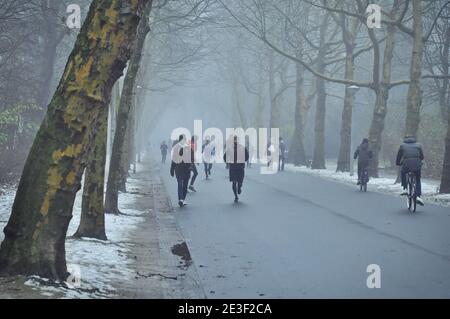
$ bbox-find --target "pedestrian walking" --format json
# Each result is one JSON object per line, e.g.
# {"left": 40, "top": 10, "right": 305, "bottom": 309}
{"left": 160, "top": 140, "right": 168, "bottom": 164}
{"left": 170, "top": 135, "right": 191, "bottom": 207}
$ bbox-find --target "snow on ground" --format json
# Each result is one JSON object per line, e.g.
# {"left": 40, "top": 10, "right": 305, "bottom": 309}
{"left": 285, "top": 161, "right": 450, "bottom": 207}
{"left": 0, "top": 178, "right": 146, "bottom": 298}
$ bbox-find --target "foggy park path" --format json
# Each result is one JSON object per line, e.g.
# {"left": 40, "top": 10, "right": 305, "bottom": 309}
{"left": 160, "top": 161, "right": 450, "bottom": 298}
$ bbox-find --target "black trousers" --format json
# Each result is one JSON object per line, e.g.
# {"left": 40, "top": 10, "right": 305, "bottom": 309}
{"left": 204, "top": 163, "right": 212, "bottom": 175}
{"left": 190, "top": 164, "right": 198, "bottom": 186}
{"left": 278, "top": 156, "right": 285, "bottom": 171}
{"left": 176, "top": 175, "right": 189, "bottom": 201}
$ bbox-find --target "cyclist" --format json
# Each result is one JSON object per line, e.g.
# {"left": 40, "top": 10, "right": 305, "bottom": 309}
{"left": 396, "top": 135, "right": 424, "bottom": 206}
{"left": 354, "top": 138, "right": 372, "bottom": 185}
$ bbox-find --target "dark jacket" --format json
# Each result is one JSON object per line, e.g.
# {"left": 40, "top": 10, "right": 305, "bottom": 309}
{"left": 279, "top": 141, "right": 287, "bottom": 158}
{"left": 170, "top": 144, "right": 191, "bottom": 178}
{"left": 396, "top": 137, "right": 424, "bottom": 171}
{"left": 354, "top": 142, "right": 373, "bottom": 165}
{"left": 223, "top": 143, "right": 249, "bottom": 170}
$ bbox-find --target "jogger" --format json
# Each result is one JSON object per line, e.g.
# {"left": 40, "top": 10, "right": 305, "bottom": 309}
{"left": 224, "top": 136, "right": 249, "bottom": 202}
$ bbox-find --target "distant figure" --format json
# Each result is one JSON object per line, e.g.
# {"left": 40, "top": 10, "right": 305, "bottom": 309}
{"left": 245, "top": 137, "right": 254, "bottom": 168}
{"left": 267, "top": 140, "right": 276, "bottom": 168}
{"left": 278, "top": 137, "right": 286, "bottom": 171}
{"left": 188, "top": 135, "right": 199, "bottom": 192}
{"left": 202, "top": 136, "right": 214, "bottom": 179}
{"left": 160, "top": 141, "right": 168, "bottom": 164}
{"left": 396, "top": 135, "right": 424, "bottom": 206}
{"left": 170, "top": 135, "right": 191, "bottom": 207}
{"left": 354, "top": 138, "right": 373, "bottom": 185}
{"left": 224, "top": 136, "right": 249, "bottom": 203}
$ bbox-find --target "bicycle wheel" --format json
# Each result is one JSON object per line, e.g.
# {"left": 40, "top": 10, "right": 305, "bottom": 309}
{"left": 407, "top": 176, "right": 413, "bottom": 211}
{"left": 411, "top": 176, "right": 417, "bottom": 213}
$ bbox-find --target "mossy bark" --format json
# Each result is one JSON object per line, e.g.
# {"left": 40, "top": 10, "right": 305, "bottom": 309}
{"left": 0, "top": 0, "right": 147, "bottom": 280}
{"left": 404, "top": 0, "right": 424, "bottom": 138}
{"left": 74, "top": 106, "right": 108, "bottom": 240}
{"left": 105, "top": 1, "right": 152, "bottom": 215}
{"left": 336, "top": 17, "right": 357, "bottom": 173}
{"left": 367, "top": 2, "right": 399, "bottom": 177}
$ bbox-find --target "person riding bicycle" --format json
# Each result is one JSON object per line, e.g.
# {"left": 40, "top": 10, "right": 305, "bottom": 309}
{"left": 354, "top": 138, "right": 373, "bottom": 185}
{"left": 396, "top": 135, "right": 424, "bottom": 206}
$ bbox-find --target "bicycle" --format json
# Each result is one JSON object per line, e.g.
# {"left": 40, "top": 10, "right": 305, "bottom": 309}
{"left": 406, "top": 171, "right": 417, "bottom": 212}
{"left": 360, "top": 167, "right": 369, "bottom": 192}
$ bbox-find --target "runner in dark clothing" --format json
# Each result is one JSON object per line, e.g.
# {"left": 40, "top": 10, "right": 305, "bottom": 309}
{"left": 224, "top": 136, "right": 249, "bottom": 203}
{"left": 160, "top": 141, "right": 168, "bottom": 164}
{"left": 170, "top": 135, "right": 191, "bottom": 207}
{"left": 354, "top": 138, "right": 373, "bottom": 185}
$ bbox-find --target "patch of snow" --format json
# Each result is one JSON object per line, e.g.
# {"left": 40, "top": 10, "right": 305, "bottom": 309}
{"left": 0, "top": 176, "right": 146, "bottom": 298}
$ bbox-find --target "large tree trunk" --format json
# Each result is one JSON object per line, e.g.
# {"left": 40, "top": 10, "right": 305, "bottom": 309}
{"left": 336, "top": 46, "right": 355, "bottom": 172}
{"left": 404, "top": 0, "right": 424, "bottom": 138}
{"left": 73, "top": 106, "right": 108, "bottom": 240}
{"left": 312, "top": 74, "right": 326, "bottom": 169}
{"left": 0, "top": 0, "right": 147, "bottom": 280}
{"left": 367, "top": 2, "right": 399, "bottom": 177}
{"left": 437, "top": 23, "right": 449, "bottom": 124}
{"left": 440, "top": 115, "right": 450, "bottom": 193}
{"left": 289, "top": 63, "right": 307, "bottom": 166}
{"left": 105, "top": 1, "right": 152, "bottom": 215}
{"left": 255, "top": 66, "right": 265, "bottom": 130}
{"left": 311, "top": 15, "right": 329, "bottom": 170}
{"left": 268, "top": 51, "right": 278, "bottom": 131}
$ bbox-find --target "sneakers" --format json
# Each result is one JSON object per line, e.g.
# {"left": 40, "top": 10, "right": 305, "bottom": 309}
{"left": 416, "top": 197, "right": 424, "bottom": 206}
{"left": 400, "top": 191, "right": 408, "bottom": 196}
{"left": 234, "top": 196, "right": 239, "bottom": 203}
{"left": 188, "top": 185, "right": 196, "bottom": 192}
{"left": 178, "top": 200, "right": 187, "bottom": 207}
